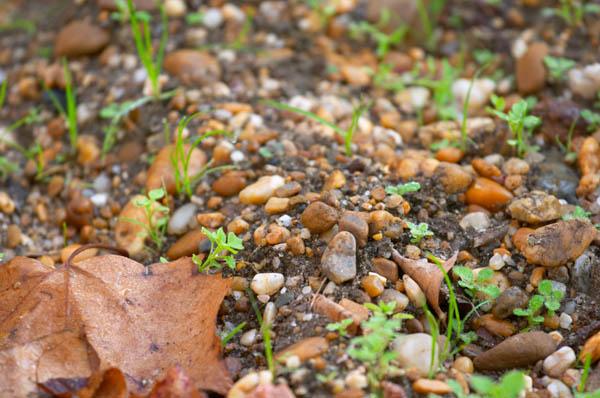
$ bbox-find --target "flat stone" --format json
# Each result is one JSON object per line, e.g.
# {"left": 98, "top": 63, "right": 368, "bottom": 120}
{"left": 301, "top": 202, "right": 338, "bottom": 234}
{"left": 339, "top": 211, "right": 368, "bottom": 247}
{"left": 508, "top": 191, "right": 562, "bottom": 224}
{"left": 515, "top": 219, "right": 596, "bottom": 267}
{"left": 275, "top": 337, "right": 329, "bottom": 363}
{"left": 320, "top": 231, "right": 356, "bottom": 284}
{"left": 164, "top": 50, "right": 222, "bottom": 86}
{"left": 213, "top": 173, "right": 247, "bottom": 197}
{"left": 239, "top": 175, "right": 285, "bottom": 205}
{"left": 474, "top": 331, "right": 556, "bottom": 371}
{"left": 54, "top": 20, "right": 110, "bottom": 57}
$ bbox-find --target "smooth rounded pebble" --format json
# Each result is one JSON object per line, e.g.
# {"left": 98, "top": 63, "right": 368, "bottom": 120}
{"left": 250, "top": 273, "right": 284, "bottom": 295}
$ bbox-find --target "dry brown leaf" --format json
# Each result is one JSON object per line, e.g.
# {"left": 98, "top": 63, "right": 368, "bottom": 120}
{"left": 391, "top": 249, "right": 458, "bottom": 318}
{"left": 146, "top": 365, "right": 205, "bottom": 398}
{"left": 0, "top": 244, "right": 232, "bottom": 397}
{"left": 580, "top": 330, "right": 600, "bottom": 364}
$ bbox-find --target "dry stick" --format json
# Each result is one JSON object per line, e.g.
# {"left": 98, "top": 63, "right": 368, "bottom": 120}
{"left": 63, "top": 243, "right": 130, "bottom": 327}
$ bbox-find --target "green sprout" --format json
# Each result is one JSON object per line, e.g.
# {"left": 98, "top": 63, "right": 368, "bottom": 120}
{"left": 110, "top": 0, "right": 151, "bottom": 23}
{"left": 405, "top": 221, "right": 433, "bottom": 244}
{"left": 168, "top": 114, "right": 235, "bottom": 197}
{"left": 247, "top": 288, "right": 275, "bottom": 375}
{"left": 300, "top": 0, "right": 337, "bottom": 29}
{"left": 460, "top": 64, "right": 487, "bottom": 152}
{"left": 325, "top": 318, "right": 353, "bottom": 337}
{"left": 261, "top": 98, "right": 371, "bottom": 157}
{"left": 45, "top": 60, "right": 78, "bottom": 152}
{"left": 578, "top": 353, "right": 593, "bottom": 395}
{"left": 0, "top": 18, "right": 36, "bottom": 35}
{"left": 186, "top": 12, "right": 204, "bottom": 25}
{"left": 0, "top": 157, "right": 18, "bottom": 181}
{"left": 544, "top": 56, "right": 576, "bottom": 82}
{"left": 453, "top": 267, "right": 500, "bottom": 300}
{"left": 473, "top": 49, "right": 496, "bottom": 66}
{"left": 385, "top": 181, "right": 420, "bottom": 196}
{"left": 349, "top": 9, "right": 408, "bottom": 58}
{"left": 315, "top": 371, "right": 338, "bottom": 384}
{"left": 120, "top": 188, "right": 169, "bottom": 253}
{"left": 469, "top": 371, "right": 526, "bottom": 398}
{"left": 369, "top": 63, "right": 406, "bottom": 93}
{"left": 487, "top": 95, "right": 541, "bottom": 158}
{"left": 126, "top": 0, "right": 167, "bottom": 98}
{"left": 414, "top": 58, "right": 461, "bottom": 121}
{"left": 543, "top": 0, "right": 600, "bottom": 27}
{"left": 556, "top": 113, "right": 579, "bottom": 163}
{"left": 415, "top": 0, "right": 446, "bottom": 50}
{"left": 220, "top": 321, "right": 247, "bottom": 349}
{"left": 0, "top": 79, "right": 6, "bottom": 110}
{"left": 581, "top": 109, "right": 600, "bottom": 132}
{"left": 100, "top": 90, "right": 176, "bottom": 157}
{"left": 513, "top": 295, "right": 544, "bottom": 331}
{"left": 563, "top": 205, "right": 592, "bottom": 221}
{"left": 537, "top": 280, "right": 564, "bottom": 316}
{"left": 347, "top": 301, "right": 412, "bottom": 394}
{"left": 192, "top": 227, "right": 244, "bottom": 272}
{"left": 232, "top": 8, "right": 254, "bottom": 50}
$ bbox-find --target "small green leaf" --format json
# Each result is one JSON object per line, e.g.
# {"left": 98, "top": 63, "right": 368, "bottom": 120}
{"left": 453, "top": 266, "right": 475, "bottom": 282}
{"left": 513, "top": 308, "right": 529, "bottom": 316}
{"left": 538, "top": 280, "right": 552, "bottom": 296}
{"left": 477, "top": 268, "right": 494, "bottom": 283}
{"left": 227, "top": 232, "right": 245, "bottom": 250}
{"left": 529, "top": 295, "right": 544, "bottom": 312}
{"left": 224, "top": 256, "right": 236, "bottom": 269}
{"left": 470, "top": 375, "right": 495, "bottom": 394}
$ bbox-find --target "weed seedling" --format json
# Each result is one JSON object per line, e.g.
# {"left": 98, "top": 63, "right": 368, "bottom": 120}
{"left": 193, "top": 227, "right": 244, "bottom": 272}
{"left": 169, "top": 114, "right": 235, "bottom": 197}
{"left": 512, "top": 281, "right": 562, "bottom": 332}
{"left": 347, "top": 301, "right": 412, "bottom": 394}
{"left": 537, "top": 280, "right": 564, "bottom": 316}
{"left": 232, "top": 8, "right": 254, "bottom": 50}
{"left": 470, "top": 371, "right": 526, "bottom": 398}
{"left": 563, "top": 205, "right": 592, "bottom": 222}
{"left": 385, "top": 181, "right": 420, "bottom": 196}
{"left": 186, "top": 11, "right": 204, "bottom": 25}
{"left": 0, "top": 157, "right": 18, "bottom": 181}
{"left": 350, "top": 9, "right": 408, "bottom": 58}
{"left": 0, "top": 79, "right": 6, "bottom": 110}
{"left": 261, "top": 98, "right": 371, "bottom": 157}
{"left": 487, "top": 94, "right": 541, "bottom": 158}
{"left": 315, "top": 371, "right": 338, "bottom": 384}
{"left": 126, "top": 0, "right": 167, "bottom": 98}
{"left": 414, "top": 58, "right": 461, "bottom": 121}
{"left": 120, "top": 188, "right": 169, "bottom": 253}
{"left": 247, "top": 288, "right": 275, "bottom": 375}
{"left": 453, "top": 267, "right": 500, "bottom": 300}
{"left": 369, "top": 63, "right": 406, "bottom": 93}
{"left": 473, "top": 49, "right": 496, "bottom": 66}
{"left": 325, "top": 318, "right": 353, "bottom": 337}
{"left": 556, "top": 113, "right": 579, "bottom": 163}
{"left": 415, "top": 0, "right": 446, "bottom": 50}
{"left": 220, "top": 321, "right": 247, "bottom": 349}
{"left": 581, "top": 109, "right": 600, "bottom": 132}
{"left": 300, "top": 0, "right": 336, "bottom": 29}
{"left": 405, "top": 221, "right": 433, "bottom": 244}
{"left": 544, "top": 56, "right": 576, "bottom": 82}
{"left": 543, "top": 0, "right": 600, "bottom": 27}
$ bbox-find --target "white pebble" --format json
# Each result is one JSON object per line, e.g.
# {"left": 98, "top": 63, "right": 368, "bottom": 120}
{"left": 545, "top": 377, "right": 573, "bottom": 398}
{"left": 345, "top": 370, "right": 368, "bottom": 390}
{"left": 568, "top": 63, "right": 600, "bottom": 99}
{"left": 231, "top": 150, "right": 245, "bottom": 162}
{"left": 167, "top": 203, "right": 197, "bottom": 235}
{"left": 543, "top": 346, "right": 576, "bottom": 378}
{"left": 263, "top": 302, "right": 277, "bottom": 327}
{"left": 164, "top": 0, "right": 186, "bottom": 17}
{"left": 403, "top": 274, "right": 425, "bottom": 308}
{"left": 459, "top": 212, "right": 490, "bottom": 231}
{"left": 90, "top": 192, "right": 108, "bottom": 207}
{"left": 559, "top": 313, "right": 572, "bottom": 329}
{"left": 250, "top": 273, "right": 284, "bottom": 295}
{"left": 286, "top": 355, "right": 301, "bottom": 369}
{"left": 240, "top": 329, "right": 257, "bottom": 346}
{"left": 203, "top": 8, "right": 224, "bottom": 29}
{"left": 488, "top": 253, "right": 505, "bottom": 271}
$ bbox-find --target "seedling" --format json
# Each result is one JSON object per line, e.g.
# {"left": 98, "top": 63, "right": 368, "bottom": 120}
{"left": 537, "top": 280, "right": 564, "bottom": 316}
{"left": 453, "top": 267, "right": 500, "bottom": 300}
{"left": 0, "top": 157, "right": 18, "bottom": 181}
{"left": 405, "top": 221, "right": 433, "bottom": 244}
{"left": 350, "top": 9, "right": 408, "bottom": 58}
{"left": 186, "top": 12, "right": 204, "bottom": 25}
{"left": 459, "top": 64, "right": 487, "bottom": 152}
{"left": 315, "top": 371, "right": 338, "bottom": 384}
{"left": 169, "top": 114, "right": 235, "bottom": 197}
{"left": 45, "top": 59, "right": 78, "bottom": 152}
{"left": 232, "top": 8, "right": 254, "bottom": 50}
{"left": 100, "top": 90, "right": 177, "bottom": 157}
{"left": 578, "top": 353, "right": 593, "bottom": 395}
{"left": 0, "top": 79, "right": 6, "bottom": 110}
{"left": 473, "top": 49, "right": 496, "bottom": 66}
{"left": 120, "top": 188, "right": 169, "bottom": 253}
{"left": 369, "top": 63, "right": 406, "bottom": 93}
{"left": 220, "top": 321, "right": 247, "bottom": 349}
{"left": 300, "top": 0, "right": 336, "bottom": 29}
{"left": 193, "top": 227, "right": 244, "bottom": 272}
{"left": 469, "top": 371, "right": 526, "bottom": 398}
{"left": 415, "top": 0, "right": 446, "bottom": 50}
{"left": 385, "top": 181, "right": 420, "bottom": 196}
{"left": 563, "top": 205, "right": 592, "bottom": 222}
{"left": 126, "top": 0, "right": 167, "bottom": 98}
{"left": 512, "top": 280, "right": 562, "bottom": 331}
{"left": 325, "top": 318, "right": 353, "bottom": 337}
{"left": 247, "top": 288, "right": 275, "bottom": 375}
{"left": 261, "top": 98, "right": 371, "bottom": 157}
{"left": 0, "top": 18, "right": 36, "bottom": 35}
{"left": 544, "top": 56, "right": 576, "bottom": 82}
{"left": 543, "top": 0, "right": 600, "bottom": 27}
{"left": 347, "top": 301, "right": 412, "bottom": 394}
{"left": 487, "top": 95, "right": 541, "bottom": 158}
{"left": 581, "top": 109, "right": 600, "bottom": 132}
{"left": 414, "top": 58, "right": 461, "bottom": 121}
{"left": 110, "top": 0, "right": 151, "bottom": 23}
{"left": 556, "top": 113, "right": 579, "bottom": 163}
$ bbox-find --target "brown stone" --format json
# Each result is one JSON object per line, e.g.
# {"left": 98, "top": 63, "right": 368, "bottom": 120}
{"left": 166, "top": 228, "right": 209, "bottom": 259}
{"left": 213, "top": 173, "right": 247, "bottom": 197}
{"left": 274, "top": 337, "right": 329, "bottom": 363}
{"left": 465, "top": 177, "right": 514, "bottom": 212}
{"left": 6, "top": 224, "right": 21, "bottom": 248}
{"left": 164, "top": 50, "right": 221, "bottom": 86}
{"left": 54, "top": 20, "right": 110, "bottom": 57}
{"left": 197, "top": 213, "right": 225, "bottom": 229}
{"left": 516, "top": 42, "right": 548, "bottom": 95}
{"left": 372, "top": 257, "right": 398, "bottom": 282}
{"left": 301, "top": 202, "right": 338, "bottom": 233}
{"left": 339, "top": 211, "right": 369, "bottom": 247}
{"left": 434, "top": 162, "right": 473, "bottom": 194}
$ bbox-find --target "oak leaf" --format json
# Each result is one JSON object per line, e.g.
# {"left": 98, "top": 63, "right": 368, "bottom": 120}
{"left": 0, "top": 245, "right": 232, "bottom": 397}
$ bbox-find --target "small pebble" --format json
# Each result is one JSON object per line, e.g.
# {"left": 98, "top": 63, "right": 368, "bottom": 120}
{"left": 250, "top": 273, "right": 284, "bottom": 295}
{"left": 543, "top": 346, "right": 576, "bottom": 378}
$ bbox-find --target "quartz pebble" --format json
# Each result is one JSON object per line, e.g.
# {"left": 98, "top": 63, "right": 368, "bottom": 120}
{"left": 392, "top": 333, "right": 440, "bottom": 377}
{"left": 568, "top": 63, "right": 600, "bottom": 99}
{"left": 250, "top": 273, "right": 284, "bottom": 296}
{"left": 239, "top": 175, "right": 285, "bottom": 205}
{"left": 459, "top": 212, "right": 490, "bottom": 231}
{"left": 403, "top": 274, "right": 425, "bottom": 308}
{"left": 488, "top": 253, "right": 505, "bottom": 270}
{"left": 265, "top": 197, "right": 290, "bottom": 214}
{"left": 167, "top": 203, "right": 197, "bottom": 235}
{"left": 559, "top": 313, "right": 572, "bottom": 329}
{"left": 240, "top": 329, "right": 257, "bottom": 346}
{"left": 543, "top": 346, "right": 576, "bottom": 378}
{"left": 320, "top": 232, "right": 357, "bottom": 284}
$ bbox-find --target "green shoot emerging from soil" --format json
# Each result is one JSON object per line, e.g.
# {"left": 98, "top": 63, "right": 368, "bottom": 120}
{"left": 543, "top": 0, "right": 600, "bottom": 27}
{"left": 405, "top": 221, "right": 433, "bottom": 244}
{"left": 121, "top": 188, "right": 169, "bottom": 253}
{"left": 261, "top": 99, "right": 371, "bottom": 157}
{"left": 220, "top": 321, "right": 247, "bottom": 349}
{"left": 544, "top": 56, "right": 575, "bottom": 82}
{"left": 487, "top": 94, "right": 541, "bottom": 158}
{"left": 415, "top": 0, "right": 446, "bottom": 50}
{"left": 0, "top": 79, "right": 6, "bottom": 110}
{"left": 439, "top": 370, "right": 526, "bottom": 398}
{"left": 126, "top": 0, "right": 167, "bottom": 98}
{"left": 563, "top": 205, "right": 592, "bottom": 222}
{"left": 556, "top": 113, "right": 579, "bottom": 163}
{"left": 415, "top": 58, "right": 461, "bottom": 121}
{"left": 513, "top": 280, "right": 563, "bottom": 331}
{"left": 247, "top": 288, "right": 275, "bottom": 375}
{"left": 453, "top": 267, "right": 500, "bottom": 300}
{"left": 350, "top": 9, "right": 408, "bottom": 58}
{"left": 581, "top": 109, "right": 600, "bottom": 132}
{"left": 325, "top": 318, "right": 353, "bottom": 337}
{"left": 169, "top": 114, "right": 235, "bottom": 197}
{"left": 348, "top": 301, "right": 412, "bottom": 394}
{"left": 385, "top": 181, "right": 420, "bottom": 196}
{"left": 300, "top": 0, "right": 336, "bottom": 29}
{"left": 193, "top": 227, "right": 244, "bottom": 272}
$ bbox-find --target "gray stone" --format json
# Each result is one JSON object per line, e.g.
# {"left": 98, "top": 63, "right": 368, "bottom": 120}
{"left": 573, "top": 253, "right": 593, "bottom": 295}
{"left": 320, "top": 231, "right": 356, "bottom": 284}
{"left": 492, "top": 286, "right": 529, "bottom": 319}
{"left": 531, "top": 161, "right": 578, "bottom": 202}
